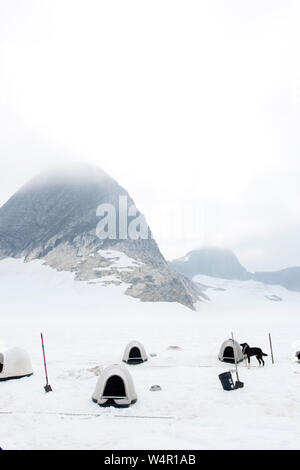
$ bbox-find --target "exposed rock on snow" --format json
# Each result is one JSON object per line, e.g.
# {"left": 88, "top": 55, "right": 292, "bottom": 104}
{"left": 265, "top": 294, "right": 282, "bottom": 302}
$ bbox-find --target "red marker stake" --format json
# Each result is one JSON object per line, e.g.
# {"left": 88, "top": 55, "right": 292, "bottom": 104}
{"left": 41, "top": 333, "right": 52, "bottom": 392}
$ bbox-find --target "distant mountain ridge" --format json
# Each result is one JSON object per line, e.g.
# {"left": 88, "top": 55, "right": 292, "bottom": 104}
{"left": 169, "top": 247, "right": 300, "bottom": 292}
{"left": 0, "top": 164, "right": 205, "bottom": 309}
{"left": 252, "top": 267, "right": 300, "bottom": 291}
{"left": 169, "top": 247, "right": 251, "bottom": 280}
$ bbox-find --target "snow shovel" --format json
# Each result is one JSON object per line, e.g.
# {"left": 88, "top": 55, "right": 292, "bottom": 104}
{"left": 41, "top": 333, "right": 52, "bottom": 392}
{"left": 233, "top": 377, "right": 244, "bottom": 389}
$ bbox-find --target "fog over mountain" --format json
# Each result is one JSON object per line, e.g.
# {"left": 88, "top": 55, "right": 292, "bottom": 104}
{"left": 1, "top": 1, "right": 300, "bottom": 271}
{"left": 0, "top": 164, "right": 205, "bottom": 309}
{"left": 169, "top": 247, "right": 300, "bottom": 292}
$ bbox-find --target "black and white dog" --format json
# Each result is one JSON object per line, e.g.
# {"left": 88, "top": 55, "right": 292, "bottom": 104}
{"left": 240, "top": 343, "right": 268, "bottom": 366}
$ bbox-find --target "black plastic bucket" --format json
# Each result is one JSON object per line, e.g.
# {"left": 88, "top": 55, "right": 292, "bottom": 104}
{"left": 218, "top": 371, "right": 235, "bottom": 391}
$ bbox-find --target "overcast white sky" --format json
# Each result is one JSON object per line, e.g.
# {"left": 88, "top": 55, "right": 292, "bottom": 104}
{"left": 0, "top": 0, "right": 300, "bottom": 271}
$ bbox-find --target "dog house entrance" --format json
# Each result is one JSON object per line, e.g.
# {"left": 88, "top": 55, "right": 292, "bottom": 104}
{"left": 103, "top": 375, "right": 126, "bottom": 398}
{"left": 129, "top": 347, "right": 141, "bottom": 359}
{"left": 128, "top": 347, "right": 143, "bottom": 364}
{"left": 223, "top": 346, "right": 235, "bottom": 363}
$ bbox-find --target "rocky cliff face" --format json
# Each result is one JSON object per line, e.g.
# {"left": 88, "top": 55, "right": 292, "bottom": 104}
{"left": 0, "top": 164, "right": 205, "bottom": 309}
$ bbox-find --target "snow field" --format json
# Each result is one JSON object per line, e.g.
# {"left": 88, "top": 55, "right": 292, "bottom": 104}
{"left": 1, "top": 259, "right": 300, "bottom": 449}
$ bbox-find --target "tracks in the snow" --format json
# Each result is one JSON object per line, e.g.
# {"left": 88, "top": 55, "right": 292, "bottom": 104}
{"left": 0, "top": 410, "right": 175, "bottom": 419}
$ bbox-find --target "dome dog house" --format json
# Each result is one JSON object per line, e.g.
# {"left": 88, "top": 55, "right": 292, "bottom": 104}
{"left": 218, "top": 339, "right": 244, "bottom": 363}
{"left": 0, "top": 347, "right": 33, "bottom": 381}
{"left": 122, "top": 340, "right": 148, "bottom": 365}
{"left": 92, "top": 364, "right": 137, "bottom": 408}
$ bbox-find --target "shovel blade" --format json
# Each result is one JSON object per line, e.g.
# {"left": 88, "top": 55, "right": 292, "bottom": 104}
{"left": 234, "top": 381, "right": 244, "bottom": 389}
{"left": 44, "top": 384, "right": 53, "bottom": 393}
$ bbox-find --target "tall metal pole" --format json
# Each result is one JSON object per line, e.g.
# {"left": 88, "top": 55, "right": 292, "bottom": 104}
{"left": 231, "top": 331, "right": 240, "bottom": 381}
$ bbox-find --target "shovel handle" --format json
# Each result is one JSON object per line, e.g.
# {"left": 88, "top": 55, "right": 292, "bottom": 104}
{"left": 41, "top": 333, "right": 49, "bottom": 386}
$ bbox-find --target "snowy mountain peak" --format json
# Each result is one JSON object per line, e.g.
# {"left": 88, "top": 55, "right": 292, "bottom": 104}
{"left": 0, "top": 165, "right": 205, "bottom": 309}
